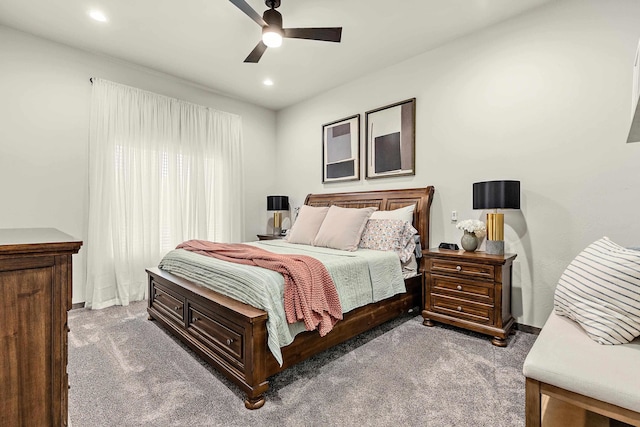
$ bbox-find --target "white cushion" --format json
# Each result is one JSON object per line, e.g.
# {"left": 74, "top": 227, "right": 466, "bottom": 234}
{"left": 313, "top": 206, "right": 376, "bottom": 251}
{"left": 554, "top": 237, "right": 640, "bottom": 345}
{"left": 370, "top": 204, "right": 414, "bottom": 223}
{"left": 286, "top": 205, "right": 329, "bottom": 245}
{"left": 523, "top": 311, "right": 640, "bottom": 412}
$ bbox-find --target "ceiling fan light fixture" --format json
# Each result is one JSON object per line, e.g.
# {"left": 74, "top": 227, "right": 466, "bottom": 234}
{"left": 88, "top": 9, "right": 108, "bottom": 23}
{"left": 262, "top": 27, "right": 283, "bottom": 48}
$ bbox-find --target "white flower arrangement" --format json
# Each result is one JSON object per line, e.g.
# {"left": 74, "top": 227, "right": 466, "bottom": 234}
{"left": 456, "top": 219, "right": 487, "bottom": 239}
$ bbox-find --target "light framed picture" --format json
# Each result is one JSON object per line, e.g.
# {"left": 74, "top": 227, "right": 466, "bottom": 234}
{"left": 322, "top": 114, "right": 360, "bottom": 183}
{"left": 365, "top": 98, "right": 416, "bottom": 179}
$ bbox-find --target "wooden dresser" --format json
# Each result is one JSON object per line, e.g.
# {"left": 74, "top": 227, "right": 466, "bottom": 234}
{"left": 421, "top": 248, "right": 516, "bottom": 346}
{"left": 0, "top": 228, "right": 82, "bottom": 427}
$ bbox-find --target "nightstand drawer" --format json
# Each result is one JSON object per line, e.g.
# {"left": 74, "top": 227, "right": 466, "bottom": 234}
{"left": 431, "top": 275, "right": 494, "bottom": 304}
{"left": 431, "top": 259, "right": 494, "bottom": 280}
{"left": 431, "top": 294, "right": 493, "bottom": 325}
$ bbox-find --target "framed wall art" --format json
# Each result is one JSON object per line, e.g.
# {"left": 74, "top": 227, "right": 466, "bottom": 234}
{"left": 365, "top": 98, "right": 416, "bottom": 179}
{"left": 322, "top": 114, "right": 360, "bottom": 183}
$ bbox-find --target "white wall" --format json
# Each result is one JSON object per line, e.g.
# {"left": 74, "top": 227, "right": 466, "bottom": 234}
{"left": 0, "top": 25, "right": 277, "bottom": 303}
{"left": 275, "top": 0, "right": 640, "bottom": 327}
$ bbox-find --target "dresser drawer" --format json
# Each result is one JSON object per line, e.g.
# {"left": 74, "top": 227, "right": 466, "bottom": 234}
{"left": 431, "top": 275, "right": 494, "bottom": 304}
{"left": 430, "top": 294, "right": 493, "bottom": 325}
{"left": 188, "top": 304, "right": 244, "bottom": 368}
{"left": 430, "top": 259, "right": 494, "bottom": 280}
{"left": 151, "top": 281, "right": 185, "bottom": 323}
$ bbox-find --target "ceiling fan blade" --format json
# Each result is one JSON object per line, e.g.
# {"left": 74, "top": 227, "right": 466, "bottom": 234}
{"left": 283, "top": 27, "right": 342, "bottom": 42}
{"left": 229, "top": 0, "right": 267, "bottom": 27}
{"left": 244, "top": 41, "right": 268, "bottom": 63}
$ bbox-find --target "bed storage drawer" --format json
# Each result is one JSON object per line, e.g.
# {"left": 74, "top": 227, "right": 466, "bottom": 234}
{"left": 151, "top": 280, "right": 185, "bottom": 323}
{"left": 187, "top": 303, "right": 244, "bottom": 368}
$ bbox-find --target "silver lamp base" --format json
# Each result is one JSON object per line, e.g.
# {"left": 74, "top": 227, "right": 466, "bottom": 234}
{"left": 486, "top": 240, "right": 504, "bottom": 255}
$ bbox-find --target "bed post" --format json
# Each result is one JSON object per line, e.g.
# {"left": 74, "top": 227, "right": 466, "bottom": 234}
{"left": 243, "top": 316, "right": 269, "bottom": 409}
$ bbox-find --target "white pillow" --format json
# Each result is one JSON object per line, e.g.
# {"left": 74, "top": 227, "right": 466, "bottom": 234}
{"left": 313, "top": 206, "right": 376, "bottom": 251}
{"left": 286, "top": 205, "right": 329, "bottom": 245}
{"left": 370, "top": 204, "right": 415, "bottom": 223}
{"left": 554, "top": 237, "right": 640, "bottom": 345}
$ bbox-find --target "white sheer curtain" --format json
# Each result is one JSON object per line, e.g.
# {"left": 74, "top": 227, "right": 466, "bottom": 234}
{"left": 86, "top": 79, "right": 244, "bottom": 309}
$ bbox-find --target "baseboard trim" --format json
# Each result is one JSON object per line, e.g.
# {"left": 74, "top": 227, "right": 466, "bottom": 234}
{"left": 71, "top": 302, "right": 86, "bottom": 310}
{"left": 514, "top": 323, "right": 541, "bottom": 335}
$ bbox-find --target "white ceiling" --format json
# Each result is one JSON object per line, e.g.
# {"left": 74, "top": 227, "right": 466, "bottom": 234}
{"left": 0, "top": 0, "right": 552, "bottom": 110}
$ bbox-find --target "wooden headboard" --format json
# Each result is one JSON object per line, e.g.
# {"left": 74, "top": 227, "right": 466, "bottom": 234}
{"left": 304, "top": 186, "right": 435, "bottom": 253}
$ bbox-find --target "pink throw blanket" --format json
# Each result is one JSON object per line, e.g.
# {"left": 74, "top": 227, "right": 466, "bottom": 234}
{"left": 176, "top": 240, "right": 343, "bottom": 336}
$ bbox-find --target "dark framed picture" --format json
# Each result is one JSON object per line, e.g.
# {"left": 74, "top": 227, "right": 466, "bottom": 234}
{"left": 322, "top": 114, "right": 360, "bottom": 183}
{"left": 365, "top": 98, "right": 416, "bottom": 179}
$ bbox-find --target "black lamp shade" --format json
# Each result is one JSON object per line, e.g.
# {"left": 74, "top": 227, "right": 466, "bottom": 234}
{"left": 267, "top": 195, "right": 289, "bottom": 211}
{"left": 473, "top": 181, "right": 520, "bottom": 210}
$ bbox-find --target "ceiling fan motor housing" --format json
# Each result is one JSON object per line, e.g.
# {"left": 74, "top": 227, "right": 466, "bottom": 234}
{"left": 263, "top": 8, "right": 283, "bottom": 28}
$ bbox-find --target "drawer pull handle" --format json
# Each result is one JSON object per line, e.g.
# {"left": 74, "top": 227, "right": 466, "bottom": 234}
{"left": 174, "top": 306, "right": 180, "bottom": 311}
{"left": 226, "top": 338, "right": 234, "bottom": 346}
{"left": 456, "top": 285, "right": 462, "bottom": 291}
{"left": 457, "top": 306, "right": 462, "bottom": 312}
{"left": 456, "top": 266, "right": 462, "bottom": 271}
{"left": 192, "top": 317, "right": 198, "bottom": 322}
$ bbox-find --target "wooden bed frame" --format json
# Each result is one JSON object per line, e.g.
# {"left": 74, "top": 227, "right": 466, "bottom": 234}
{"left": 146, "top": 186, "right": 435, "bottom": 409}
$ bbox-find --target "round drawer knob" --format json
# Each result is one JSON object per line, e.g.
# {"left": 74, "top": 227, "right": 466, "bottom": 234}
{"left": 174, "top": 306, "right": 180, "bottom": 311}
{"left": 456, "top": 285, "right": 462, "bottom": 291}
{"left": 456, "top": 266, "right": 462, "bottom": 271}
{"left": 457, "top": 306, "right": 462, "bottom": 311}
{"left": 226, "top": 338, "right": 234, "bottom": 346}
{"left": 192, "top": 317, "right": 198, "bottom": 322}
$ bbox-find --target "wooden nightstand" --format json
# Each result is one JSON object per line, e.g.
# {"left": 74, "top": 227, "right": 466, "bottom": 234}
{"left": 421, "top": 248, "right": 517, "bottom": 347}
{"left": 257, "top": 234, "right": 284, "bottom": 240}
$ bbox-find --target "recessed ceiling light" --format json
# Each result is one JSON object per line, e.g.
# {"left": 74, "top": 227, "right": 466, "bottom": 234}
{"left": 89, "top": 10, "right": 108, "bottom": 23}
{"left": 263, "top": 79, "right": 274, "bottom": 86}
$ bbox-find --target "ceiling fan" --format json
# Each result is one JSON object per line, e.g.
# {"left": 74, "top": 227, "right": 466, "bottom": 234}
{"left": 229, "top": 0, "right": 342, "bottom": 63}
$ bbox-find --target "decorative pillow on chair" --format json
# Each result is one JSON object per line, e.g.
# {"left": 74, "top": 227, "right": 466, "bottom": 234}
{"left": 359, "top": 219, "right": 418, "bottom": 262}
{"left": 313, "top": 206, "right": 377, "bottom": 251}
{"left": 286, "top": 205, "right": 330, "bottom": 245}
{"left": 554, "top": 237, "right": 640, "bottom": 345}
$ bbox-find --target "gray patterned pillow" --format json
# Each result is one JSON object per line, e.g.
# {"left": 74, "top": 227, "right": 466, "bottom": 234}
{"left": 554, "top": 237, "right": 640, "bottom": 345}
{"left": 359, "top": 219, "right": 417, "bottom": 262}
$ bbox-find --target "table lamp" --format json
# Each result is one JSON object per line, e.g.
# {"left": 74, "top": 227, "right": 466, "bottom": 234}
{"left": 267, "top": 195, "right": 289, "bottom": 236}
{"left": 473, "top": 180, "right": 520, "bottom": 255}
